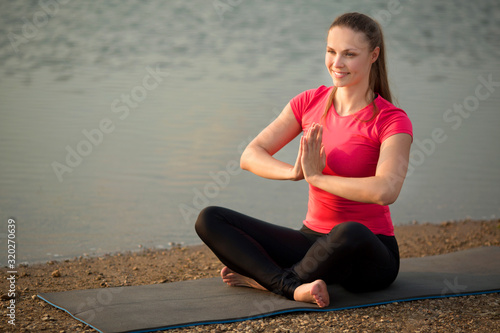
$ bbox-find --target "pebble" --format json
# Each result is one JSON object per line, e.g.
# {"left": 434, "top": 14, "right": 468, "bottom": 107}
{"left": 42, "top": 314, "right": 55, "bottom": 321}
{"left": 9, "top": 220, "right": 499, "bottom": 333}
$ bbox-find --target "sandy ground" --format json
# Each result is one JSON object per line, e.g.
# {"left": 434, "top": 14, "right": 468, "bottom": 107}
{"left": 1, "top": 219, "right": 499, "bottom": 332}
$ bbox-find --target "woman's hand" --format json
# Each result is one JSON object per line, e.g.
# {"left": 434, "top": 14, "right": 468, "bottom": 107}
{"left": 301, "top": 123, "right": 326, "bottom": 182}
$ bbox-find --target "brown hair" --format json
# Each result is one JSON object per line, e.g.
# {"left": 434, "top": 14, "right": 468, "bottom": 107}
{"left": 323, "top": 12, "right": 392, "bottom": 120}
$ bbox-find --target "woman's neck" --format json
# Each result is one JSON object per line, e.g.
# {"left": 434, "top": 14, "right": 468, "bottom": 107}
{"left": 334, "top": 85, "right": 374, "bottom": 117}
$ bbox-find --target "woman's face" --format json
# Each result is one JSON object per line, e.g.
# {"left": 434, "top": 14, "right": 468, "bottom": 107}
{"left": 325, "top": 26, "right": 379, "bottom": 89}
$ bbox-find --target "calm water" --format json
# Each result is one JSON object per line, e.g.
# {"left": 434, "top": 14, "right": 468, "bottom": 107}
{"left": 1, "top": 0, "right": 499, "bottom": 263}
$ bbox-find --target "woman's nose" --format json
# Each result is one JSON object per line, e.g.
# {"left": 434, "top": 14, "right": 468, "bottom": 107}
{"left": 333, "top": 55, "right": 343, "bottom": 68}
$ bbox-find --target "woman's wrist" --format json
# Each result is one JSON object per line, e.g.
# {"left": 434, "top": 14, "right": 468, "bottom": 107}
{"left": 287, "top": 166, "right": 303, "bottom": 181}
{"left": 304, "top": 173, "right": 323, "bottom": 187}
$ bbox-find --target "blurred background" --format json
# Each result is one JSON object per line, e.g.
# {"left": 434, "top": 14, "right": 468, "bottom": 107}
{"left": 1, "top": 0, "right": 499, "bottom": 263}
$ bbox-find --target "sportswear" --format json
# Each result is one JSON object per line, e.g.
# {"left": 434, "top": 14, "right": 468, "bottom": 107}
{"left": 290, "top": 86, "right": 413, "bottom": 236}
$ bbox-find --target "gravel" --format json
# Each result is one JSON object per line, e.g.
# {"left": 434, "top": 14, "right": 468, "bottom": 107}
{"left": 1, "top": 219, "right": 499, "bottom": 332}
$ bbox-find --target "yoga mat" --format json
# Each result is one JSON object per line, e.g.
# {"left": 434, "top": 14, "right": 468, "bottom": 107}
{"left": 38, "top": 247, "right": 500, "bottom": 333}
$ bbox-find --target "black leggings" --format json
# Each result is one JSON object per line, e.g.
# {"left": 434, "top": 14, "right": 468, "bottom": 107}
{"left": 195, "top": 206, "right": 399, "bottom": 299}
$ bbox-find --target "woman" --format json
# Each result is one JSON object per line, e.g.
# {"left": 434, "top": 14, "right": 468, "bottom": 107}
{"left": 195, "top": 12, "right": 412, "bottom": 308}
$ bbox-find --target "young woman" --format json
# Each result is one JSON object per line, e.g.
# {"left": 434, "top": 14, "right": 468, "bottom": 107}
{"left": 195, "top": 12, "right": 413, "bottom": 308}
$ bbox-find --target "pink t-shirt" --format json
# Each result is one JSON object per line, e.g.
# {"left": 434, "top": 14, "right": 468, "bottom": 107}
{"left": 290, "top": 86, "right": 413, "bottom": 236}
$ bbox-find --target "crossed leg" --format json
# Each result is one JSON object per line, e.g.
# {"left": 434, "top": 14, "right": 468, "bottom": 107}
{"left": 220, "top": 266, "right": 329, "bottom": 307}
{"left": 196, "top": 206, "right": 397, "bottom": 308}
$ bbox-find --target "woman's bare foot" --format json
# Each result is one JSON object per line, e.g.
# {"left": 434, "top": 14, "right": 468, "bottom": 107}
{"left": 220, "top": 267, "right": 267, "bottom": 291}
{"left": 293, "top": 280, "right": 330, "bottom": 308}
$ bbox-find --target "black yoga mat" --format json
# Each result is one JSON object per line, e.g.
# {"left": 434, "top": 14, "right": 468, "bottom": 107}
{"left": 38, "top": 247, "right": 500, "bottom": 333}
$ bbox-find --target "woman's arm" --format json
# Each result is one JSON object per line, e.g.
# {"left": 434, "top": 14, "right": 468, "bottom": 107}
{"left": 240, "top": 103, "right": 304, "bottom": 180}
{"left": 302, "top": 123, "right": 412, "bottom": 205}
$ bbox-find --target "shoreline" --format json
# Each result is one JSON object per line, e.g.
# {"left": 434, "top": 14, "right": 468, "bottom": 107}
{"left": 1, "top": 219, "right": 499, "bottom": 332}
{"left": 18, "top": 217, "right": 500, "bottom": 267}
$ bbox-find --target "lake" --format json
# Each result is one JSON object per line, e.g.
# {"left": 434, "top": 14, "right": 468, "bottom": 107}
{"left": 1, "top": 0, "right": 499, "bottom": 264}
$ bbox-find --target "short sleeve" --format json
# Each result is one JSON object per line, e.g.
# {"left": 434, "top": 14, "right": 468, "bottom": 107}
{"left": 377, "top": 109, "right": 413, "bottom": 143}
{"left": 290, "top": 87, "right": 326, "bottom": 126}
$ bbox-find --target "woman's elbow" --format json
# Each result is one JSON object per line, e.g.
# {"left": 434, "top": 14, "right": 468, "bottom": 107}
{"left": 240, "top": 158, "right": 248, "bottom": 171}
{"left": 377, "top": 196, "right": 396, "bottom": 206}
{"left": 374, "top": 188, "right": 400, "bottom": 206}
{"left": 240, "top": 148, "right": 252, "bottom": 171}
{"left": 371, "top": 176, "right": 405, "bottom": 206}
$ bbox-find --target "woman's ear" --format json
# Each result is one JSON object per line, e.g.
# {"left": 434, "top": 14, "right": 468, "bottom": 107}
{"left": 371, "top": 46, "right": 380, "bottom": 63}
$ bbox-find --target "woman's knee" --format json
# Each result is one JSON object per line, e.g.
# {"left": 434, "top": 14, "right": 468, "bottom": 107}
{"left": 330, "top": 221, "right": 371, "bottom": 237}
{"left": 327, "top": 222, "right": 374, "bottom": 251}
{"left": 194, "top": 206, "right": 223, "bottom": 237}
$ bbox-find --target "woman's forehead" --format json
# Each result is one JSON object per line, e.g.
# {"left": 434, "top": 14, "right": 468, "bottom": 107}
{"left": 327, "top": 26, "right": 369, "bottom": 50}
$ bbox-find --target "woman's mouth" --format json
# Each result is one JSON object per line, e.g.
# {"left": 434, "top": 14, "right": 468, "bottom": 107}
{"left": 333, "top": 71, "right": 349, "bottom": 78}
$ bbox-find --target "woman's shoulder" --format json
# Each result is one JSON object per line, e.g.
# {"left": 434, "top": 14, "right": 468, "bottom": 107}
{"left": 293, "top": 85, "right": 331, "bottom": 100}
{"left": 373, "top": 95, "right": 413, "bottom": 140}
{"left": 374, "top": 95, "right": 411, "bottom": 120}
{"left": 291, "top": 85, "right": 332, "bottom": 109}
{"left": 290, "top": 86, "right": 332, "bottom": 120}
